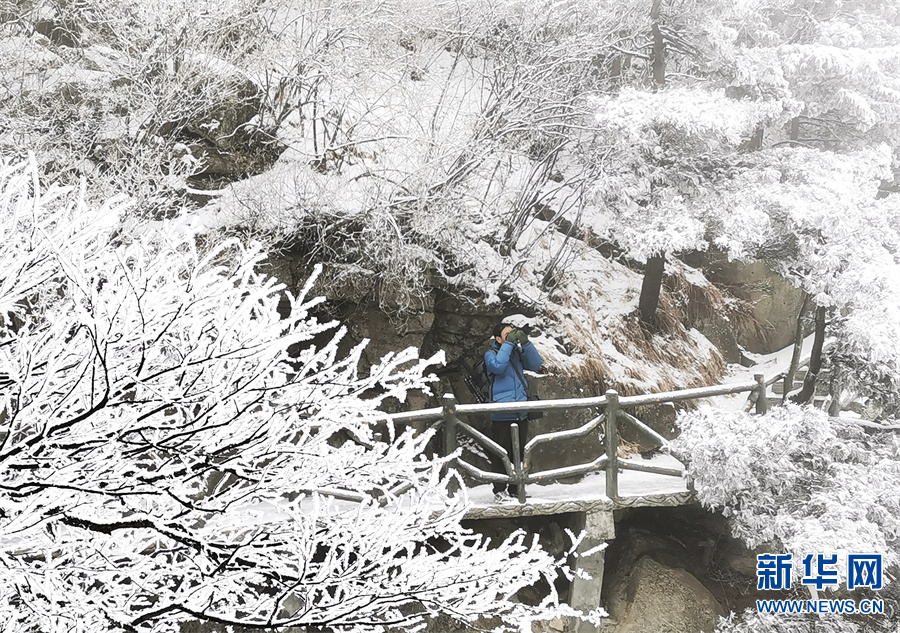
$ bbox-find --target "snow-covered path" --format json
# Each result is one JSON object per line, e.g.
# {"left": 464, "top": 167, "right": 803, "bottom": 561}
{"left": 463, "top": 454, "right": 691, "bottom": 519}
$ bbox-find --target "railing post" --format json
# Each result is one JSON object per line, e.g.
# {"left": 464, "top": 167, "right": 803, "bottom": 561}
{"left": 605, "top": 390, "right": 619, "bottom": 501}
{"left": 754, "top": 374, "right": 768, "bottom": 415}
{"left": 442, "top": 393, "right": 459, "bottom": 496}
{"left": 511, "top": 422, "right": 525, "bottom": 504}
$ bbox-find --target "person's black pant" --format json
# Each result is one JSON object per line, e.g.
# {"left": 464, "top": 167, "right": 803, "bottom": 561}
{"left": 490, "top": 418, "right": 528, "bottom": 495}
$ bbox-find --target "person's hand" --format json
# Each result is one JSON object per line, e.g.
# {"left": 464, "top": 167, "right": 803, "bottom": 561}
{"left": 506, "top": 329, "right": 528, "bottom": 345}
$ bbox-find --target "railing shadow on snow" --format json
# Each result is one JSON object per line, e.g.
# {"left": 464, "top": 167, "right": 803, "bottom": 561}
{"left": 387, "top": 373, "right": 784, "bottom": 505}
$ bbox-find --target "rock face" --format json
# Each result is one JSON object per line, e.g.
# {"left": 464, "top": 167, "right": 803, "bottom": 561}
{"left": 605, "top": 555, "right": 724, "bottom": 633}
{"left": 422, "top": 290, "right": 503, "bottom": 366}
{"left": 618, "top": 403, "right": 678, "bottom": 454}
{"left": 714, "top": 260, "right": 804, "bottom": 354}
{"left": 685, "top": 254, "right": 805, "bottom": 354}
{"left": 525, "top": 374, "right": 605, "bottom": 476}
{"left": 689, "top": 310, "right": 743, "bottom": 365}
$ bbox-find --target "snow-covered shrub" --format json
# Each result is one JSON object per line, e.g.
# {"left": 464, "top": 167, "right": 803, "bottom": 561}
{"left": 0, "top": 0, "right": 276, "bottom": 211}
{"left": 714, "top": 610, "right": 867, "bottom": 633}
{"left": 677, "top": 405, "right": 900, "bottom": 630}
{"left": 0, "top": 155, "right": 591, "bottom": 632}
{"left": 674, "top": 405, "right": 900, "bottom": 579}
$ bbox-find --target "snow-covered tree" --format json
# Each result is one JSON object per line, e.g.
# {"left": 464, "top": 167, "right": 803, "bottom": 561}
{"left": 590, "top": 84, "right": 796, "bottom": 325}
{"left": 0, "top": 156, "right": 584, "bottom": 633}
{"left": 699, "top": 144, "right": 900, "bottom": 412}
{"left": 211, "top": 0, "right": 623, "bottom": 314}
{"left": 676, "top": 405, "right": 900, "bottom": 569}
{"left": 698, "top": 0, "right": 900, "bottom": 153}
{"left": 588, "top": 0, "right": 900, "bottom": 324}
{"left": 0, "top": 0, "right": 280, "bottom": 212}
{"left": 695, "top": 0, "right": 900, "bottom": 408}
{"left": 586, "top": 0, "right": 900, "bottom": 407}
{"left": 676, "top": 404, "right": 900, "bottom": 630}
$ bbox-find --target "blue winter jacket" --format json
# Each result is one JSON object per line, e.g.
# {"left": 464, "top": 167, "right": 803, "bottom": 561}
{"left": 485, "top": 340, "right": 544, "bottom": 422}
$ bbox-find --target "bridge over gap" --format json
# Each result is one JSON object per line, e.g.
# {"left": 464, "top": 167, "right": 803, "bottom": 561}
{"left": 387, "top": 371, "right": 783, "bottom": 627}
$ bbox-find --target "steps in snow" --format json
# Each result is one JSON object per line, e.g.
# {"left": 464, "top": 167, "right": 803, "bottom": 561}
{"left": 767, "top": 395, "right": 829, "bottom": 408}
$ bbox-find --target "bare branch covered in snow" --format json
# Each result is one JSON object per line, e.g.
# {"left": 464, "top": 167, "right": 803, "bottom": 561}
{"left": 0, "top": 156, "right": 586, "bottom": 633}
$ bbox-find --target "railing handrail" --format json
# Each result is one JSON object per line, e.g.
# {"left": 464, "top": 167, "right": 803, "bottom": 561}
{"left": 387, "top": 374, "right": 781, "bottom": 424}
{"left": 382, "top": 372, "right": 778, "bottom": 505}
{"left": 455, "top": 394, "right": 608, "bottom": 416}
{"left": 388, "top": 406, "right": 444, "bottom": 424}
{"left": 616, "top": 377, "right": 772, "bottom": 408}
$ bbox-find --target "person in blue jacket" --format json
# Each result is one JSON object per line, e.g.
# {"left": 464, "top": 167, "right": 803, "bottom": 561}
{"left": 485, "top": 322, "right": 543, "bottom": 502}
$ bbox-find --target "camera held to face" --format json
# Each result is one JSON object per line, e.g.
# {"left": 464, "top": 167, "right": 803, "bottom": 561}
{"left": 506, "top": 328, "right": 528, "bottom": 345}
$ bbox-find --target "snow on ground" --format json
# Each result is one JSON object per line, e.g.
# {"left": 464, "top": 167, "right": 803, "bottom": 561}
{"left": 708, "top": 333, "right": 819, "bottom": 411}
{"left": 196, "top": 453, "right": 689, "bottom": 537}
{"left": 466, "top": 453, "right": 688, "bottom": 508}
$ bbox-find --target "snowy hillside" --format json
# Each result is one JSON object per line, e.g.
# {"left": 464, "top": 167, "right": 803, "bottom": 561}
{"left": 1, "top": 1, "right": 899, "bottom": 631}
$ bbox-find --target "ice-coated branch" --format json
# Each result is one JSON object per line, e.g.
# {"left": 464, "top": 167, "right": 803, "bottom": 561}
{"left": 0, "top": 156, "right": 576, "bottom": 633}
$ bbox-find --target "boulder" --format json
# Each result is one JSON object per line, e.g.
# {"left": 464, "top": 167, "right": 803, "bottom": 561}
{"left": 605, "top": 555, "right": 724, "bottom": 633}
{"left": 155, "top": 52, "right": 276, "bottom": 180}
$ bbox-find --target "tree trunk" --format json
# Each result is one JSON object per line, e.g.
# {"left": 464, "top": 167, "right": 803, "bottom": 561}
{"left": 636, "top": 1, "right": 668, "bottom": 328}
{"left": 828, "top": 362, "right": 842, "bottom": 417}
{"left": 782, "top": 292, "right": 811, "bottom": 403}
{"left": 790, "top": 305, "right": 826, "bottom": 404}
{"left": 639, "top": 254, "right": 666, "bottom": 327}
{"left": 650, "top": 0, "right": 666, "bottom": 88}
{"left": 740, "top": 125, "right": 766, "bottom": 152}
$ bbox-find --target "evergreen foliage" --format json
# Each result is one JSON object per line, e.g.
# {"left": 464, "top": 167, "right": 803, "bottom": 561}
{"left": 676, "top": 405, "right": 900, "bottom": 569}
{"left": 676, "top": 405, "right": 900, "bottom": 630}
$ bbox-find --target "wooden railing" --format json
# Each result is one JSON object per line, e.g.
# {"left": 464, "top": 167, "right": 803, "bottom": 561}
{"left": 388, "top": 373, "right": 784, "bottom": 504}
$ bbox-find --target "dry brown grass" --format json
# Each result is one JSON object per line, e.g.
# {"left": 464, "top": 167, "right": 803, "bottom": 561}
{"left": 654, "top": 289, "right": 684, "bottom": 338}
{"left": 616, "top": 437, "right": 642, "bottom": 458}
{"left": 612, "top": 315, "right": 724, "bottom": 394}
{"left": 664, "top": 260, "right": 767, "bottom": 344}
{"left": 543, "top": 257, "right": 749, "bottom": 400}
{"left": 550, "top": 301, "right": 724, "bottom": 399}
{"left": 663, "top": 263, "right": 724, "bottom": 327}
{"left": 540, "top": 299, "right": 613, "bottom": 395}
{"left": 725, "top": 294, "right": 770, "bottom": 349}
